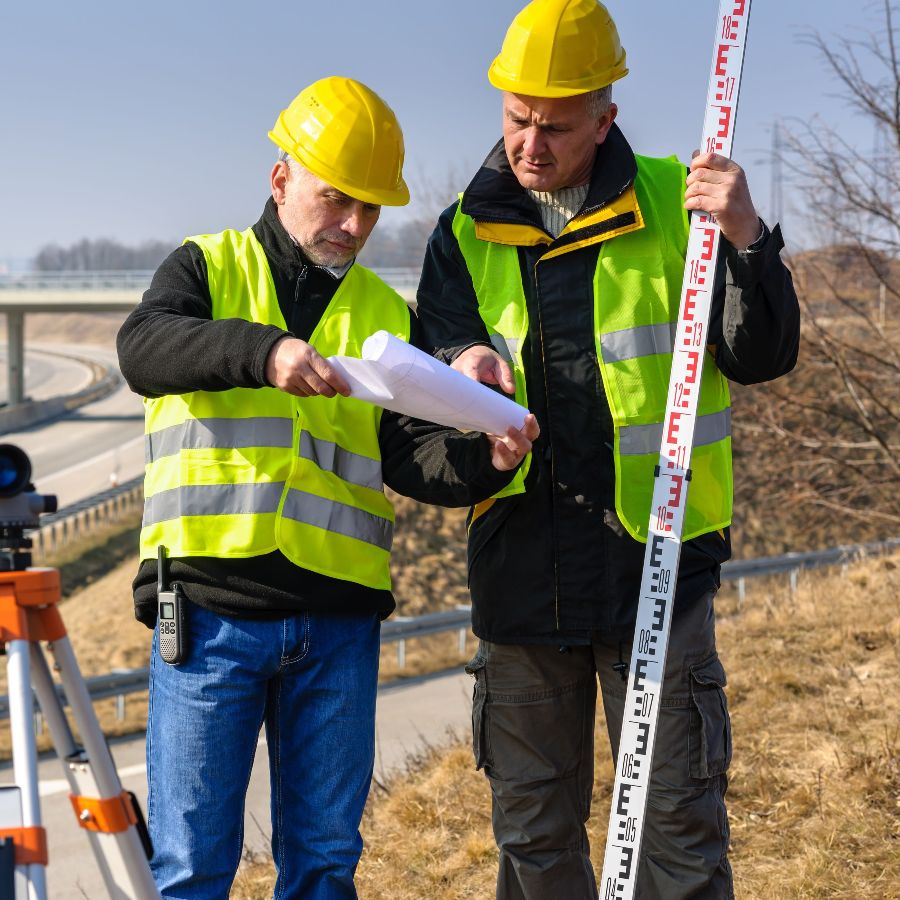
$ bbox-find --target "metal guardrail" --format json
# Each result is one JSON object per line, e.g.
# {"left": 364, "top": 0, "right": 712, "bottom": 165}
{"left": 719, "top": 536, "right": 900, "bottom": 601}
{"left": 3, "top": 471, "right": 899, "bottom": 721}
{"left": 31, "top": 476, "right": 145, "bottom": 561}
{"left": 0, "top": 271, "right": 156, "bottom": 291}
{"left": 0, "top": 268, "right": 422, "bottom": 292}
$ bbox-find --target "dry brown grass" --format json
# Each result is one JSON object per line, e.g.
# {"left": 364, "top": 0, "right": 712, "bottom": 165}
{"left": 4, "top": 498, "right": 897, "bottom": 897}
{"left": 724, "top": 558, "right": 900, "bottom": 898}
{"left": 234, "top": 552, "right": 900, "bottom": 899}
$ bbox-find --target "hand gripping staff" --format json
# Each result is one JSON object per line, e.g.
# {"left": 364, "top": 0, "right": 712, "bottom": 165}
{"left": 599, "top": 3, "right": 752, "bottom": 898}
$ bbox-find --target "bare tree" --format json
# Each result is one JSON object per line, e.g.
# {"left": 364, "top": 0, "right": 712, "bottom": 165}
{"left": 33, "top": 237, "right": 175, "bottom": 271}
{"left": 358, "top": 163, "right": 471, "bottom": 269}
{"left": 731, "top": 2, "right": 900, "bottom": 555}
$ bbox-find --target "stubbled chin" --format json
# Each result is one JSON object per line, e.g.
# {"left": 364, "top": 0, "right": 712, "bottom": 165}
{"left": 307, "top": 246, "right": 355, "bottom": 267}
{"left": 514, "top": 167, "right": 558, "bottom": 191}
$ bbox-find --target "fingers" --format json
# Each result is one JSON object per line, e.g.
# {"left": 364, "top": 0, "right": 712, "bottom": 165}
{"left": 521, "top": 413, "right": 540, "bottom": 442}
{"left": 489, "top": 414, "right": 539, "bottom": 472}
{"left": 684, "top": 151, "right": 759, "bottom": 250}
{"left": 452, "top": 345, "right": 517, "bottom": 395}
{"left": 495, "top": 357, "right": 516, "bottom": 394}
{"left": 487, "top": 434, "right": 519, "bottom": 471}
{"left": 688, "top": 151, "right": 734, "bottom": 173}
{"left": 266, "top": 337, "right": 351, "bottom": 398}
{"left": 304, "top": 353, "right": 351, "bottom": 397}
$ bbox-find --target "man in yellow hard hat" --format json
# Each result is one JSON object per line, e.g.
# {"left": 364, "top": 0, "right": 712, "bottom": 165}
{"left": 117, "top": 76, "right": 536, "bottom": 898}
{"left": 415, "top": 1, "right": 799, "bottom": 897}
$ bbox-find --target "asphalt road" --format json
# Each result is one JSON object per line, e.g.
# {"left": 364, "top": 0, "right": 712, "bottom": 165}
{"left": 0, "top": 348, "right": 94, "bottom": 406}
{"left": 1, "top": 343, "right": 145, "bottom": 508}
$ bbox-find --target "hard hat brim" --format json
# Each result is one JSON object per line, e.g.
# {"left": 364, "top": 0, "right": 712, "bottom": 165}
{"left": 269, "top": 133, "right": 410, "bottom": 207}
{"left": 488, "top": 57, "right": 629, "bottom": 97}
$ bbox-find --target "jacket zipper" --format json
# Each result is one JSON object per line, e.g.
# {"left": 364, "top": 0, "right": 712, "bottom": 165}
{"left": 531, "top": 253, "right": 562, "bottom": 632}
{"left": 293, "top": 265, "right": 308, "bottom": 303}
{"left": 291, "top": 265, "right": 308, "bottom": 334}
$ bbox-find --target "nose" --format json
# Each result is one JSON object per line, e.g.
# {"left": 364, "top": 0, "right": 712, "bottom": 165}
{"left": 522, "top": 127, "right": 546, "bottom": 160}
{"left": 341, "top": 203, "right": 368, "bottom": 238}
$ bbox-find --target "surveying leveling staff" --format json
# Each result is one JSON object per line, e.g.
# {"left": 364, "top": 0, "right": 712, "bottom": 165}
{"left": 415, "top": 1, "right": 800, "bottom": 897}
{"left": 117, "top": 77, "right": 536, "bottom": 899}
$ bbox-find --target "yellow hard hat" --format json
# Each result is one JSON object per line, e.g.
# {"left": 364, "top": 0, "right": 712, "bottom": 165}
{"left": 268, "top": 76, "right": 409, "bottom": 207}
{"left": 489, "top": 0, "right": 628, "bottom": 97}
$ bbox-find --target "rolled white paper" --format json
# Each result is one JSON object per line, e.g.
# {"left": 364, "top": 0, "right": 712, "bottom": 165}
{"left": 329, "top": 331, "right": 529, "bottom": 435}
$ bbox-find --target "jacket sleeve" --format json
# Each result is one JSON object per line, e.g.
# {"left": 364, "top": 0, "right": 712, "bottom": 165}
{"left": 415, "top": 202, "right": 494, "bottom": 363}
{"left": 710, "top": 222, "right": 800, "bottom": 385}
{"left": 379, "top": 311, "right": 518, "bottom": 506}
{"left": 379, "top": 412, "right": 517, "bottom": 507}
{"left": 116, "top": 243, "right": 287, "bottom": 398}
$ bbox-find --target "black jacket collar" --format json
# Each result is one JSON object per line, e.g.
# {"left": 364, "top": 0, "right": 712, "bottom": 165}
{"left": 460, "top": 123, "right": 638, "bottom": 229}
{"left": 253, "top": 196, "right": 349, "bottom": 281}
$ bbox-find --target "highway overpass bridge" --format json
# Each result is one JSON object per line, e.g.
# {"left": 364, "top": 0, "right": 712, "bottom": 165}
{"left": 0, "top": 269, "right": 420, "bottom": 405}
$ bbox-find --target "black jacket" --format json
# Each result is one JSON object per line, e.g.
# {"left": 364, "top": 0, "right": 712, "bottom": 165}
{"left": 117, "top": 198, "right": 514, "bottom": 627}
{"left": 416, "top": 126, "right": 800, "bottom": 643}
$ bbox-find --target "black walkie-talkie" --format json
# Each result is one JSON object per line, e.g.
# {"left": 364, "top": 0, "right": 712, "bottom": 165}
{"left": 157, "top": 545, "right": 187, "bottom": 665}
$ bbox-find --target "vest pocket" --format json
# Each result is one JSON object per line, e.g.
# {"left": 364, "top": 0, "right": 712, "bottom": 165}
{"left": 688, "top": 654, "right": 732, "bottom": 779}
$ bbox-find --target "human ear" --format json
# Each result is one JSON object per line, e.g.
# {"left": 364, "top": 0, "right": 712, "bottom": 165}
{"left": 270, "top": 160, "right": 290, "bottom": 205}
{"left": 595, "top": 103, "right": 618, "bottom": 145}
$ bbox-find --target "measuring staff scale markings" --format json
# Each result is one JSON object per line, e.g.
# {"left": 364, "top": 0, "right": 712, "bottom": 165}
{"left": 599, "top": 2, "right": 752, "bottom": 897}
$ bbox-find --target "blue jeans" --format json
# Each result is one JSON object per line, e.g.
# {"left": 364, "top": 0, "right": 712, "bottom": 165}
{"left": 146, "top": 603, "right": 380, "bottom": 899}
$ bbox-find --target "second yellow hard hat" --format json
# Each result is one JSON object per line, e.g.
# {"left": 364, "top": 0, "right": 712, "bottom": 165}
{"left": 268, "top": 76, "right": 409, "bottom": 207}
{"left": 489, "top": 0, "right": 628, "bottom": 97}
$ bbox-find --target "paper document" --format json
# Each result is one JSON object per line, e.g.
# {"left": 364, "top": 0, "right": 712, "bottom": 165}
{"left": 329, "top": 331, "right": 529, "bottom": 435}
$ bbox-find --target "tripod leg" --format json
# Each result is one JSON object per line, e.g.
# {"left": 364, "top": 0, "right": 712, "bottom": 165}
{"left": 30, "top": 639, "right": 160, "bottom": 899}
{"left": 5, "top": 639, "right": 47, "bottom": 900}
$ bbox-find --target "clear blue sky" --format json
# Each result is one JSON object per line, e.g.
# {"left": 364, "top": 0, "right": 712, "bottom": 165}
{"left": 0, "top": 0, "right": 885, "bottom": 267}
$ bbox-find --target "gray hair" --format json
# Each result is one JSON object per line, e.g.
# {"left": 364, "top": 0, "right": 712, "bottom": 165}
{"left": 585, "top": 85, "right": 612, "bottom": 118}
{"left": 277, "top": 149, "right": 301, "bottom": 175}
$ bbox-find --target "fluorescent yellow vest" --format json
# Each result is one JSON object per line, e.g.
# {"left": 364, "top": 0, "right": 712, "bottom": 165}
{"left": 140, "top": 227, "right": 411, "bottom": 589}
{"left": 453, "top": 155, "right": 732, "bottom": 542}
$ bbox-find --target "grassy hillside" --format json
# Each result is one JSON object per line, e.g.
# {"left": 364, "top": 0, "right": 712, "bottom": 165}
{"left": 234, "top": 551, "right": 900, "bottom": 899}
{"left": 6, "top": 248, "right": 897, "bottom": 895}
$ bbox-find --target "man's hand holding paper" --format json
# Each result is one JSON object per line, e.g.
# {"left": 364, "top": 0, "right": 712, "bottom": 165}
{"left": 452, "top": 344, "right": 516, "bottom": 395}
{"left": 486, "top": 416, "right": 539, "bottom": 471}
{"left": 329, "top": 331, "right": 530, "bottom": 433}
{"left": 328, "top": 331, "right": 539, "bottom": 471}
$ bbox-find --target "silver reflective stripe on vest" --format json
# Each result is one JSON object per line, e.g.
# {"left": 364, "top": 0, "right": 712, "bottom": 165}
{"left": 282, "top": 488, "right": 392, "bottom": 551}
{"left": 298, "top": 432, "right": 382, "bottom": 491}
{"left": 146, "top": 417, "right": 294, "bottom": 464}
{"left": 143, "top": 481, "right": 286, "bottom": 526}
{"left": 600, "top": 322, "right": 677, "bottom": 364}
{"left": 489, "top": 333, "right": 519, "bottom": 364}
{"left": 619, "top": 408, "right": 731, "bottom": 456}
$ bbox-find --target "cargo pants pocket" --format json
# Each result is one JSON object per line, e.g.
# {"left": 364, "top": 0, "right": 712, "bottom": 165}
{"left": 464, "top": 653, "right": 489, "bottom": 770}
{"left": 688, "top": 654, "right": 732, "bottom": 779}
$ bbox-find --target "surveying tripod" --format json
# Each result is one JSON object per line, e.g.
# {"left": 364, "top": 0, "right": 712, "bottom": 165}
{"left": 0, "top": 564, "right": 160, "bottom": 899}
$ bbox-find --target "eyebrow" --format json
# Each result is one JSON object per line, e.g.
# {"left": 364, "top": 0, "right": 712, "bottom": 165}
{"left": 507, "top": 110, "right": 569, "bottom": 129}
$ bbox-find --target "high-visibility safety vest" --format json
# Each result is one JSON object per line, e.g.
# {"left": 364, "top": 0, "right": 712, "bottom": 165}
{"left": 453, "top": 155, "right": 732, "bottom": 543}
{"left": 140, "top": 227, "right": 411, "bottom": 590}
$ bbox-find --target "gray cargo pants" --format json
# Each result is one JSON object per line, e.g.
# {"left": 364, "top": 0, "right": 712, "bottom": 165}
{"left": 465, "top": 592, "right": 733, "bottom": 900}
